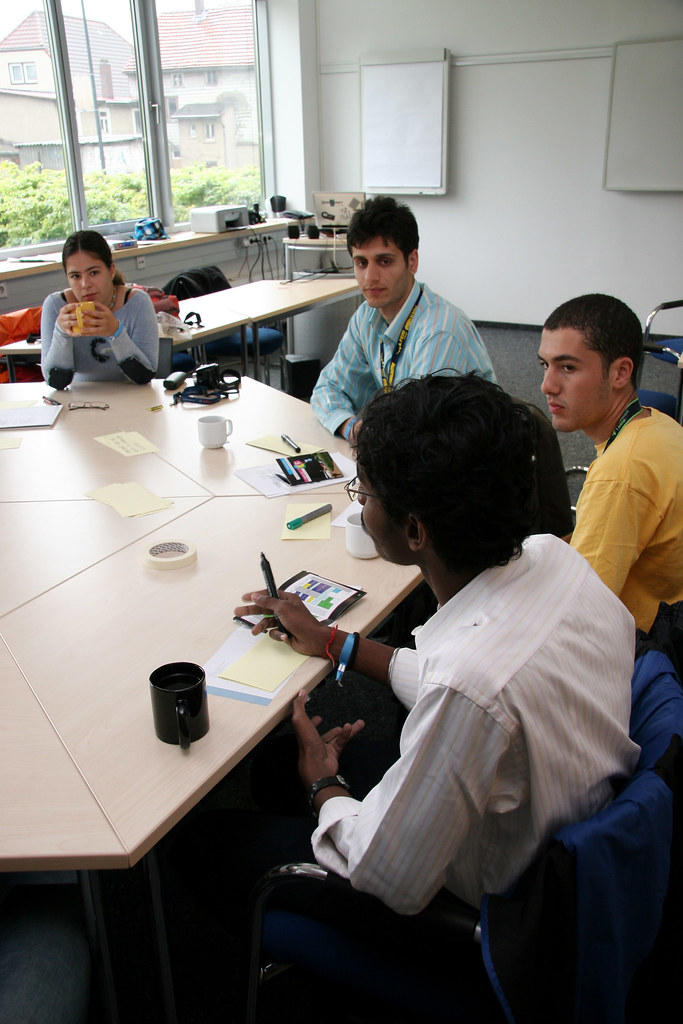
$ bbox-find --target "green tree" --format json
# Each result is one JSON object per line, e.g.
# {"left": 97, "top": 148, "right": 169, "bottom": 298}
{"left": 0, "top": 161, "right": 261, "bottom": 248}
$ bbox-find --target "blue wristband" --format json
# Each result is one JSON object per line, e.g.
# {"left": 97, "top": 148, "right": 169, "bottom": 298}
{"left": 109, "top": 322, "right": 124, "bottom": 341}
{"left": 335, "top": 632, "right": 359, "bottom": 686}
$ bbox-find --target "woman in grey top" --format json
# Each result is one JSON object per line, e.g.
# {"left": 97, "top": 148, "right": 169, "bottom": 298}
{"left": 41, "top": 230, "right": 159, "bottom": 389}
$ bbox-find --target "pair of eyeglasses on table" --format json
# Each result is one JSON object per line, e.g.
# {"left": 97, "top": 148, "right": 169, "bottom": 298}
{"left": 68, "top": 401, "right": 109, "bottom": 410}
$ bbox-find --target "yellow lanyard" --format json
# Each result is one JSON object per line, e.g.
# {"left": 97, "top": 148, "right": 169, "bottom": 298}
{"left": 380, "top": 288, "right": 423, "bottom": 393}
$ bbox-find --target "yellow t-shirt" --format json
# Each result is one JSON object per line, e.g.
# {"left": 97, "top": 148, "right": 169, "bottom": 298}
{"left": 571, "top": 408, "right": 683, "bottom": 631}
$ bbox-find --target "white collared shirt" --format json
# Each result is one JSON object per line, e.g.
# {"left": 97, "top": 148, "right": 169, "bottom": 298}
{"left": 313, "top": 535, "right": 639, "bottom": 913}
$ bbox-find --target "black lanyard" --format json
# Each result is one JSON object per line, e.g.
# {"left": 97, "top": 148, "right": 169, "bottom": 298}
{"left": 603, "top": 396, "right": 643, "bottom": 452}
{"left": 380, "top": 288, "right": 423, "bottom": 393}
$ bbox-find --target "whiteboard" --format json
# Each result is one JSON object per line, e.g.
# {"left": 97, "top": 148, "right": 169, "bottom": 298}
{"left": 604, "top": 38, "right": 683, "bottom": 191}
{"left": 360, "top": 50, "right": 450, "bottom": 195}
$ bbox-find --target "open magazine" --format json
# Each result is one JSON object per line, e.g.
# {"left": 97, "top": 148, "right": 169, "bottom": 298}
{"left": 275, "top": 450, "right": 343, "bottom": 486}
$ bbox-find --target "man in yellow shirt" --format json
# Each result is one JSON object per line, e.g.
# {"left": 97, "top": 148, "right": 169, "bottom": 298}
{"left": 538, "top": 292, "right": 683, "bottom": 631}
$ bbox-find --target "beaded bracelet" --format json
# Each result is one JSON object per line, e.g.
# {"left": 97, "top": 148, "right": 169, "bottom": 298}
{"left": 324, "top": 625, "right": 338, "bottom": 667}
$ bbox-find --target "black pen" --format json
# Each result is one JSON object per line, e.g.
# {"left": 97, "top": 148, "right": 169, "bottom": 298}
{"left": 233, "top": 614, "right": 273, "bottom": 628}
{"left": 281, "top": 433, "right": 301, "bottom": 453}
{"left": 259, "top": 551, "right": 291, "bottom": 636}
{"left": 42, "top": 396, "right": 61, "bottom": 406}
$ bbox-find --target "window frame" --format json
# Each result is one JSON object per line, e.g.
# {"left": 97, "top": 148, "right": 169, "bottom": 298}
{"left": 0, "top": 0, "right": 272, "bottom": 258}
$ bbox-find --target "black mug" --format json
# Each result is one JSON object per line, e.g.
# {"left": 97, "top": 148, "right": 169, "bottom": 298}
{"left": 149, "top": 662, "right": 210, "bottom": 749}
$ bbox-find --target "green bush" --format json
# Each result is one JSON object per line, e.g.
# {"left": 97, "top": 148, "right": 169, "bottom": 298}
{"left": 0, "top": 161, "right": 261, "bottom": 248}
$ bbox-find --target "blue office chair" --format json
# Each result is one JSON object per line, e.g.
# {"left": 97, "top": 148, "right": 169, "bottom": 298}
{"left": 205, "top": 325, "right": 284, "bottom": 386}
{"left": 162, "top": 265, "right": 284, "bottom": 383}
{"left": 171, "top": 348, "right": 197, "bottom": 374}
{"left": 637, "top": 299, "right": 683, "bottom": 422}
{"left": 245, "top": 649, "right": 683, "bottom": 1024}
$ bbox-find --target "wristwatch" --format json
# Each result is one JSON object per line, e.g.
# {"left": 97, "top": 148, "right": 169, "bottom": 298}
{"left": 307, "top": 774, "right": 351, "bottom": 816}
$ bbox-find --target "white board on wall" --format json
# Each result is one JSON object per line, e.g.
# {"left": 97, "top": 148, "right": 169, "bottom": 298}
{"left": 604, "top": 38, "right": 683, "bottom": 191}
{"left": 360, "top": 49, "right": 450, "bottom": 195}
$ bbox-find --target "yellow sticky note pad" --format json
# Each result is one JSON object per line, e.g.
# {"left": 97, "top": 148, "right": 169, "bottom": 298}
{"left": 86, "top": 482, "right": 173, "bottom": 517}
{"left": 220, "top": 635, "right": 308, "bottom": 692}
{"left": 94, "top": 431, "right": 159, "bottom": 456}
{"left": 281, "top": 503, "right": 332, "bottom": 540}
{"left": 247, "top": 435, "right": 322, "bottom": 456}
{"left": 0, "top": 435, "right": 21, "bottom": 449}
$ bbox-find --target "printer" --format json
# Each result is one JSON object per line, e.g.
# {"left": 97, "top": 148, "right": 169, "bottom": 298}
{"left": 190, "top": 205, "right": 249, "bottom": 233}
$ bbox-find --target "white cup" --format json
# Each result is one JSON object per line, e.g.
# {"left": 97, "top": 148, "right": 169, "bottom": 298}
{"left": 346, "top": 511, "right": 377, "bottom": 559}
{"left": 198, "top": 415, "right": 232, "bottom": 448}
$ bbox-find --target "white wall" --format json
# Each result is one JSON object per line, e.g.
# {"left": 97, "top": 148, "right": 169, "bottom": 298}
{"left": 270, "top": 0, "right": 683, "bottom": 330}
{"left": 266, "top": 0, "right": 321, "bottom": 211}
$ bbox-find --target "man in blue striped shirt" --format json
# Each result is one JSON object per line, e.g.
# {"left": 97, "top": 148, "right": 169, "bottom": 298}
{"left": 310, "top": 196, "right": 495, "bottom": 439}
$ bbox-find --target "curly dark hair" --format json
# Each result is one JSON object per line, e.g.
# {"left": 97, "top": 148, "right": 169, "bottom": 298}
{"left": 354, "top": 374, "right": 538, "bottom": 576}
{"left": 346, "top": 196, "right": 419, "bottom": 262}
{"left": 62, "top": 230, "right": 125, "bottom": 285}
{"left": 544, "top": 293, "right": 642, "bottom": 384}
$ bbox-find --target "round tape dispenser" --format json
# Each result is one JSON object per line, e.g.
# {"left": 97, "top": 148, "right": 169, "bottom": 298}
{"left": 143, "top": 540, "right": 197, "bottom": 571}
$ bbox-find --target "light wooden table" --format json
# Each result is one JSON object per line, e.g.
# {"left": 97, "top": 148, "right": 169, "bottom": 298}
{"left": 0, "top": 377, "right": 416, "bottom": 869}
{"left": 0, "top": 638, "right": 126, "bottom": 871}
{"left": 0, "top": 338, "right": 41, "bottom": 381}
{"left": 179, "top": 276, "right": 360, "bottom": 380}
{"left": 1, "top": 494, "right": 418, "bottom": 866}
{"left": 0, "top": 377, "right": 350, "bottom": 500}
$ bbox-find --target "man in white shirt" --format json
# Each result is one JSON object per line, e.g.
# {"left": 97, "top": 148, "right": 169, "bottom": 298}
{"left": 238, "top": 374, "right": 638, "bottom": 913}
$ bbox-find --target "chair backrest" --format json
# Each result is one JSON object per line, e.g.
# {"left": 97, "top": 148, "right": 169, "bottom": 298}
{"left": 482, "top": 649, "right": 683, "bottom": 1024}
{"left": 161, "top": 265, "right": 230, "bottom": 300}
{"left": 154, "top": 336, "right": 173, "bottom": 379}
{"left": 637, "top": 299, "right": 683, "bottom": 421}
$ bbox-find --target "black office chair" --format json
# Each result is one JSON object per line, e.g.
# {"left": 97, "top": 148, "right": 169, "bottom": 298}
{"left": 245, "top": 648, "right": 683, "bottom": 1024}
{"left": 637, "top": 299, "right": 683, "bottom": 422}
{"left": 162, "top": 265, "right": 284, "bottom": 382}
{"left": 153, "top": 336, "right": 173, "bottom": 379}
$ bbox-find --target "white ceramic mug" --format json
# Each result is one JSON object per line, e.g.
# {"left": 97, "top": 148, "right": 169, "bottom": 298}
{"left": 346, "top": 511, "right": 377, "bottom": 559}
{"left": 198, "top": 415, "right": 232, "bottom": 448}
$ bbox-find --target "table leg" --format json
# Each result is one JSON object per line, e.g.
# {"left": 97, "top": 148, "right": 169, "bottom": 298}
{"left": 78, "top": 869, "right": 120, "bottom": 1024}
{"left": 143, "top": 847, "right": 179, "bottom": 1024}
{"left": 239, "top": 324, "right": 248, "bottom": 378}
{"left": 252, "top": 323, "right": 261, "bottom": 382}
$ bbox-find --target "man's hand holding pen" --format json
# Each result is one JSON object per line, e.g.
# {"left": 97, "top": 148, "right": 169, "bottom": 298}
{"left": 235, "top": 590, "right": 329, "bottom": 657}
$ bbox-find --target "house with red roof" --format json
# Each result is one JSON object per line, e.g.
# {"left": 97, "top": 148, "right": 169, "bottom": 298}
{"left": 154, "top": 1, "right": 258, "bottom": 169}
{"left": 0, "top": 1, "right": 258, "bottom": 173}
{"left": 0, "top": 10, "right": 139, "bottom": 172}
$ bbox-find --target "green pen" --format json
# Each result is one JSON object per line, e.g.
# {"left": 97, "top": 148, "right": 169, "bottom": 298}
{"left": 286, "top": 503, "right": 333, "bottom": 531}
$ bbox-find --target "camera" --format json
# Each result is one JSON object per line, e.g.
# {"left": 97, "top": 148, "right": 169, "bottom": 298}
{"left": 194, "top": 363, "right": 223, "bottom": 389}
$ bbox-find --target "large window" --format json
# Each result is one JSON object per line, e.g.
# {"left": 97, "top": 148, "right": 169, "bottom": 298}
{"left": 0, "top": 0, "right": 266, "bottom": 253}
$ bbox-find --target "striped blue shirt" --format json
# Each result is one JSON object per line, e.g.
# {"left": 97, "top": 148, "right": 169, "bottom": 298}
{"left": 310, "top": 279, "right": 496, "bottom": 434}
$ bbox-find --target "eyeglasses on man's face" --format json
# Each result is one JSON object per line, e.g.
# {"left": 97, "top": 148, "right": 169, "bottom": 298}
{"left": 344, "top": 477, "right": 374, "bottom": 502}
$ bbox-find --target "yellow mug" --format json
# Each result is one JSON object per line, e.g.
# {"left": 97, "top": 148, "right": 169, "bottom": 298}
{"left": 73, "top": 301, "right": 95, "bottom": 335}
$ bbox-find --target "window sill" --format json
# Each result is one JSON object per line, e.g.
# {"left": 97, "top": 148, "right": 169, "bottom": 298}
{"left": 0, "top": 219, "right": 289, "bottom": 285}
